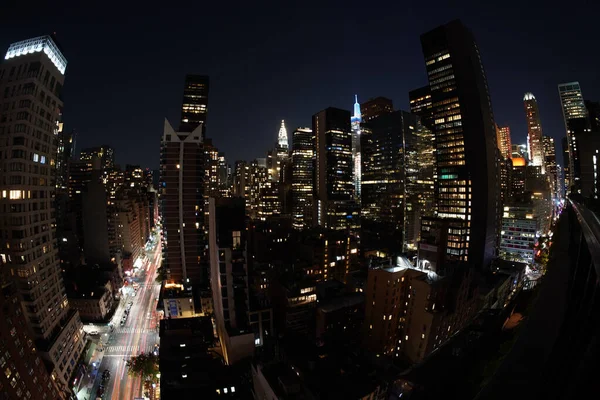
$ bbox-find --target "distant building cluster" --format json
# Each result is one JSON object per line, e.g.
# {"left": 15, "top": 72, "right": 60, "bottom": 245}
{"left": 0, "top": 17, "right": 597, "bottom": 400}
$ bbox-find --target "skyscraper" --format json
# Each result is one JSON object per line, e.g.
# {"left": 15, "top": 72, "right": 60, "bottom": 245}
{"left": 0, "top": 35, "right": 85, "bottom": 391}
{"left": 419, "top": 20, "right": 498, "bottom": 270}
{"left": 160, "top": 119, "right": 207, "bottom": 285}
{"left": 409, "top": 86, "right": 433, "bottom": 129}
{"left": 523, "top": 93, "right": 544, "bottom": 169}
{"left": 351, "top": 95, "right": 362, "bottom": 200}
{"left": 277, "top": 119, "right": 288, "bottom": 148}
{"left": 360, "top": 97, "right": 394, "bottom": 122}
{"left": 562, "top": 137, "right": 570, "bottom": 194}
{"left": 558, "top": 82, "right": 588, "bottom": 189}
{"left": 496, "top": 124, "right": 512, "bottom": 160}
{"left": 543, "top": 136, "right": 558, "bottom": 202}
{"left": 291, "top": 127, "right": 314, "bottom": 229}
{"left": 585, "top": 99, "right": 600, "bottom": 131}
{"left": 558, "top": 82, "right": 588, "bottom": 123}
{"left": 361, "top": 111, "right": 435, "bottom": 251}
{"left": 313, "top": 107, "right": 358, "bottom": 230}
{"left": 179, "top": 74, "right": 209, "bottom": 136}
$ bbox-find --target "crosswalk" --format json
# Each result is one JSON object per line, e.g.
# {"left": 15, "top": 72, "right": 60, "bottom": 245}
{"left": 114, "top": 327, "right": 154, "bottom": 334}
{"left": 103, "top": 344, "right": 157, "bottom": 356}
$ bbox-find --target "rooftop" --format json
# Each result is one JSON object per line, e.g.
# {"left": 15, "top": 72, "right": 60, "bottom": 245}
{"left": 5, "top": 35, "right": 67, "bottom": 74}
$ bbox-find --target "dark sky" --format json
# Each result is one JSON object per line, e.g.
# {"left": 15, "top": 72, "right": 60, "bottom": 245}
{"left": 1, "top": 1, "right": 599, "bottom": 169}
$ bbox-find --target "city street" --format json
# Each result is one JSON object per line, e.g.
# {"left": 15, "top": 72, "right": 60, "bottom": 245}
{"left": 77, "top": 238, "right": 162, "bottom": 400}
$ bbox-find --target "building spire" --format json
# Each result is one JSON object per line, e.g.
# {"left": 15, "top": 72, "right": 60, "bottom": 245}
{"left": 353, "top": 94, "right": 361, "bottom": 120}
{"left": 278, "top": 119, "right": 288, "bottom": 148}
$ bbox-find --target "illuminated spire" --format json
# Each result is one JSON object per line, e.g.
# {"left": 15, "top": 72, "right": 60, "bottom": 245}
{"left": 352, "top": 94, "right": 361, "bottom": 122}
{"left": 278, "top": 120, "right": 288, "bottom": 148}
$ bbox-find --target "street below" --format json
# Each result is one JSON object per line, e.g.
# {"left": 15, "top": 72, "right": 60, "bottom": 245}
{"left": 77, "top": 239, "right": 162, "bottom": 400}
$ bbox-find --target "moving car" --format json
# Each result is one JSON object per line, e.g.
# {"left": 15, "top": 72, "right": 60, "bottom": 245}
{"left": 89, "top": 330, "right": 99, "bottom": 336}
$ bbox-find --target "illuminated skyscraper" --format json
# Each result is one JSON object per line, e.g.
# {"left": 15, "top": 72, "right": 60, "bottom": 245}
{"left": 419, "top": 20, "right": 498, "bottom": 270}
{"left": 180, "top": 74, "right": 209, "bottom": 136}
{"left": 543, "top": 136, "right": 558, "bottom": 202}
{"left": 313, "top": 107, "right": 358, "bottom": 230}
{"left": 291, "top": 127, "right": 314, "bottom": 229}
{"left": 558, "top": 82, "right": 588, "bottom": 189}
{"left": 160, "top": 119, "right": 208, "bottom": 285}
{"left": 496, "top": 124, "right": 512, "bottom": 160}
{"left": 523, "top": 93, "right": 544, "bottom": 170}
{"left": 277, "top": 119, "right": 288, "bottom": 148}
{"left": 351, "top": 95, "right": 362, "bottom": 200}
{"left": 0, "top": 35, "right": 85, "bottom": 392}
{"left": 409, "top": 86, "right": 433, "bottom": 129}
{"left": 558, "top": 82, "right": 588, "bottom": 123}
{"left": 361, "top": 111, "right": 435, "bottom": 251}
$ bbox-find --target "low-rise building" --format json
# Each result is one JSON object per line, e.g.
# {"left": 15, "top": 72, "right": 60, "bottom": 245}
{"left": 162, "top": 283, "right": 196, "bottom": 318}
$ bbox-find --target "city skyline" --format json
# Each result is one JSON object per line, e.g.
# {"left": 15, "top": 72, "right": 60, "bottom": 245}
{"left": 1, "top": 3, "right": 598, "bottom": 168}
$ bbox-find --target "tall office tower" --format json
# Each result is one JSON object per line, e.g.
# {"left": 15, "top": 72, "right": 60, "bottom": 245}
{"left": 499, "top": 158, "right": 511, "bottom": 205}
{"left": 208, "top": 197, "right": 254, "bottom": 365}
{"left": 277, "top": 119, "right": 288, "bottom": 149}
{"left": 217, "top": 153, "right": 230, "bottom": 197}
{"left": 543, "top": 136, "right": 558, "bottom": 202}
{"left": 0, "top": 35, "right": 84, "bottom": 391}
{"left": 526, "top": 165, "right": 552, "bottom": 233}
{"left": 313, "top": 107, "right": 358, "bottom": 230}
{"left": 55, "top": 124, "right": 72, "bottom": 192}
{"left": 360, "top": 96, "right": 394, "bottom": 122}
{"left": 233, "top": 160, "right": 249, "bottom": 198}
{"left": 510, "top": 157, "right": 527, "bottom": 199}
{"left": 0, "top": 280, "right": 63, "bottom": 400}
{"left": 585, "top": 99, "right": 600, "bottom": 131}
{"left": 179, "top": 75, "right": 209, "bottom": 136}
{"left": 420, "top": 20, "right": 498, "bottom": 269}
{"left": 558, "top": 82, "right": 588, "bottom": 123}
{"left": 249, "top": 159, "right": 268, "bottom": 218}
{"left": 496, "top": 125, "right": 512, "bottom": 160}
{"left": 276, "top": 121, "right": 289, "bottom": 177}
{"left": 291, "top": 127, "right": 314, "bottom": 229}
{"left": 351, "top": 95, "right": 362, "bottom": 200}
{"left": 409, "top": 85, "right": 434, "bottom": 129}
{"left": 82, "top": 158, "right": 110, "bottom": 264}
{"left": 203, "top": 138, "right": 220, "bottom": 198}
{"left": 361, "top": 111, "right": 435, "bottom": 251}
{"left": 558, "top": 82, "right": 589, "bottom": 188}
{"left": 160, "top": 119, "right": 207, "bottom": 285}
{"left": 562, "top": 137, "right": 571, "bottom": 193}
{"left": 523, "top": 93, "right": 544, "bottom": 169}
{"left": 79, "top": 145, "right": 114, "bottom": 171}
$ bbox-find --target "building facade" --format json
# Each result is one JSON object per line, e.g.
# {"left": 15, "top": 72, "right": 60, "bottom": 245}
{"left": 523, "top": 93, "right": 544, "bottom": 169}
{"left": 179, "top": 74, "right": 209, "bottom": 137}
{"left": 312, "top": 107, "right": 358, "bottom": 230}
{"left": 291, "top": 127, "right": 314, "bottom": 229}
{"left": 351, "top": 96, "right": 362, "bottom": 200}
{"left": 499, "top": 202, "right": 537, "bottom": 264}
{"left": 160, "top": 120, "right": 207, "bottom": 285}
{"left": 0, "top": 35, "right": 85, "bottom": 391}
{"left": 419, "top": 20, "right": 499, "bottom": 270}
{"left": 496, "top": 125, "right": 512, "bottom": 160}
{"left": 558, "top": 81, "right": 589, "bottom": 189}
{"left": 360, "top": 97, "right": 394, "bottom": 122}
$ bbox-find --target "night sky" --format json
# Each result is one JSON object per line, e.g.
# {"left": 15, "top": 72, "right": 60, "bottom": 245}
{"left": 1, "top": 1, "right": 599, "bottom": 169}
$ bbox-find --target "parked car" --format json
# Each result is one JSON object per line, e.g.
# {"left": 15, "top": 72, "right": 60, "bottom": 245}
{"left": 89, "top": 330, "right": 99, "bottom": 336}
